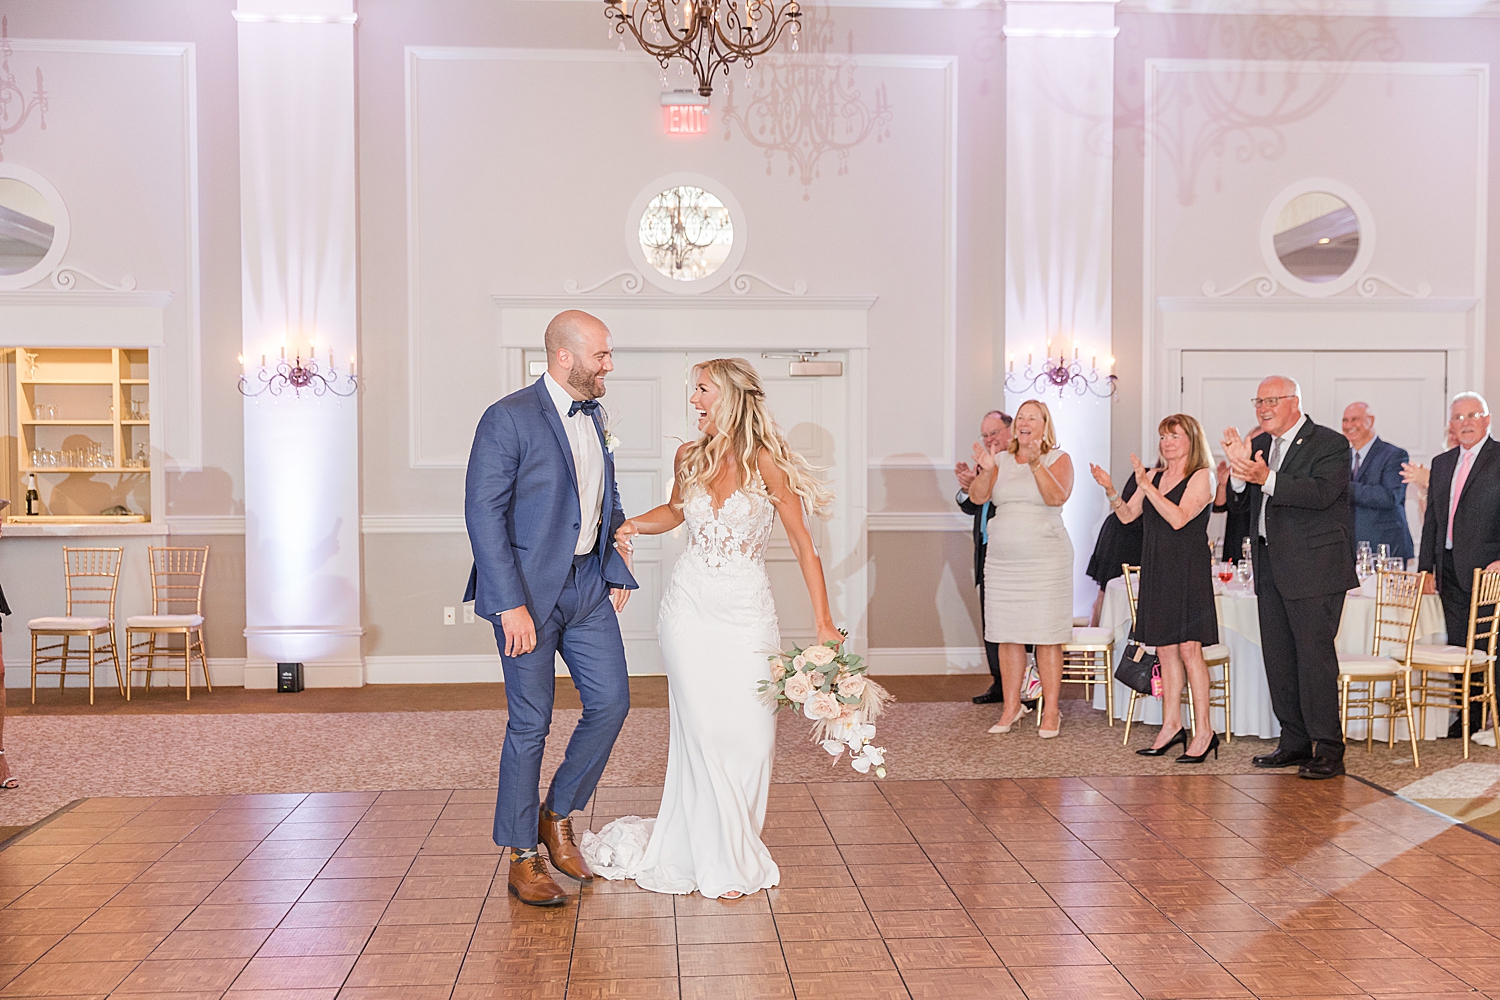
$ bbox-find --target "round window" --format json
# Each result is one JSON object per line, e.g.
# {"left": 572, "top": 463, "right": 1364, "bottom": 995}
{"left": 1271, "top": 191, "right": 1359, "bottom": 284}
{"left": 0, "top": 177, "right": 57, "bottom": 276}
{"left": 637, "top": 185, "right": 734, "bottom": 282}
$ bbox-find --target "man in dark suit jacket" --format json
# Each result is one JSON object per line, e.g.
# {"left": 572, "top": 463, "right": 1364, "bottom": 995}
{"left": 1417, "top": 392, "right": 1500, "bottom": 734}
{"left": 1225, "top": 376, "right": 1358, "bottom": 779}
{"left": 1342, "top": 402, "right": 1413, "bottom": 560}
{"left": 955, "top": 410, "right": 1009, "bottom": 703}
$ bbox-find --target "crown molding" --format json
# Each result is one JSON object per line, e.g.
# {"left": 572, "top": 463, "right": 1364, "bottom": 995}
{"left": 505, "top": 0, "right": 1499, "bottom": 11}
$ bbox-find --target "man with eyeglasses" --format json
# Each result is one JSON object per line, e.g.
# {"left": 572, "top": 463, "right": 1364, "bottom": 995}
{"left": 1223, "top": 376, "right": 1357, "bottom": 779}
{"left": 956, "top": 410, "right": 1011, "bottom": 703}
{"left": 1417, "top": 392, "right": 1500, "bottom": 738}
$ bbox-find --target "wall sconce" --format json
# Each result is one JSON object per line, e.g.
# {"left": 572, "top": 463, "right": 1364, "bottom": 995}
{"left": 1006, "top": 346, "right": 1116, "bottom": 399}
{"left": 238, "top": 346, "right": 358, "bottom": 399}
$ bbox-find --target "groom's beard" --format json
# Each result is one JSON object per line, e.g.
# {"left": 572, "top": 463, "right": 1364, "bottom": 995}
{"left": 568, "top": 364, "right": 606, "bottom": 400}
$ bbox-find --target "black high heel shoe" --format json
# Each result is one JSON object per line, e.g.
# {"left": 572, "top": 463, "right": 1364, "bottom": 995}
{"left": 1177, "top": 731, "right": 1221, "bottom": 764}
{"left": 1136, "top": 728, "right": 1188, "bottom": 757}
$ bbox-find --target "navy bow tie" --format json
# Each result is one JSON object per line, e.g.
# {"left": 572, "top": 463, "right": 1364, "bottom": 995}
{"left": 567, "top": 398, "right": 599, "bottom": 417}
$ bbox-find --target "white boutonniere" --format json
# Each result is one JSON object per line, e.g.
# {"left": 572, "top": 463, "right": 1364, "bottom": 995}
{"left": 604, "top": 430, "right": 621, "bottom": 454}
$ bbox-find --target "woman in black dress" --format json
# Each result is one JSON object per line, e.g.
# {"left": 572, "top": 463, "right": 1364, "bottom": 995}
{"left": 1089, "top": 414, "right": 1220, "bottom": 763}
{"left": 1085, "top": 472, "right": 1143, "bottom": 625}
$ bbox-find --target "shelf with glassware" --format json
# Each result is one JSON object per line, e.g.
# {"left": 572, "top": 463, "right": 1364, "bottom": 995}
{"left": 10, "top": 347, "right": 153, "bottom": 524}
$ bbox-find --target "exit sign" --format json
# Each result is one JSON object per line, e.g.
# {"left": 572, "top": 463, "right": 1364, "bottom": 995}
{"left": 665, "top": 104, "right": 707, "bottom": 134}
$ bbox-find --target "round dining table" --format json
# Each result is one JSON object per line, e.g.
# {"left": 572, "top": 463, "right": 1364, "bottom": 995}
{"left": 1092, "top": 574, "right": 1451, "bottom": 741}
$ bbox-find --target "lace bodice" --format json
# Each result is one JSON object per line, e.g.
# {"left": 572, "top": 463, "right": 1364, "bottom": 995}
{"left": 681, "top": 484, "right": 776, "bottom": 570}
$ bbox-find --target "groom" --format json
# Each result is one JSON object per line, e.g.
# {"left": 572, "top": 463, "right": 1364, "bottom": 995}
{"left": 464, "top": 309, "right": 637, "bottom": 906}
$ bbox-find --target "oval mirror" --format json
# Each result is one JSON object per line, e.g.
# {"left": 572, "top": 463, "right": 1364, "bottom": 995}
{"left": 0, "top": 177, "right": 56, "bottom": 276}
{"left": 1272, "top": 191, "right": 1359, "bottom": 283}
{"left": 638, "top": 185, "right": 734, "bottom": 282}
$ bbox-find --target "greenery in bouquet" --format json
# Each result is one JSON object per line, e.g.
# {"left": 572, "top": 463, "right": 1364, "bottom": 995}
{"left": 759, "top": 640, "right": 892, "bottom": 777}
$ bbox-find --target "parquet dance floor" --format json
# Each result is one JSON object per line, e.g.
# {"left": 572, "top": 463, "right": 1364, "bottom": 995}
{"left": 1, "top": 775, "right": 1499, "bottom": 999}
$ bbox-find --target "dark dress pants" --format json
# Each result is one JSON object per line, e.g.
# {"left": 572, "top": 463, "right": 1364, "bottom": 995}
{"left": 978, "top": 578, "right": 1001, "bottom": 684}
{"left": 491, "top": 550, "right": 629, "bottom": 850}
{"left": 1255, "top": 539, "right": 1347, "bottom": 755}
{"left": 1440, "top": 549, "right": 1489, "bottom": 731}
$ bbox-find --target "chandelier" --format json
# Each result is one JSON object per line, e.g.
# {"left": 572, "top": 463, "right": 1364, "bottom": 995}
{"left": 0, "top": 16, "right": 48, "bottom": 162}
{"left": 604, "top": 0, "right": 802, "bottom": 99}
{"left": 1005, "top": 347, "right": 1117, "bottom": 400}
{"left": 238, "top": 347, "right": 358, "bottom": 400}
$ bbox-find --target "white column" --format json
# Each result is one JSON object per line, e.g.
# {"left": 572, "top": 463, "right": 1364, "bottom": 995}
{"left": 237, "top": 0, "right": 363, "bottom": 687}
{"left": 1003, "top": 0, "right": 1117, "bottom": 616}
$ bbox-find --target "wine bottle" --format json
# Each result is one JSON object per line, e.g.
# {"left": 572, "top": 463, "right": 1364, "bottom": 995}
{"left": 25, "top": 473, "right": 40, "bottom": 516}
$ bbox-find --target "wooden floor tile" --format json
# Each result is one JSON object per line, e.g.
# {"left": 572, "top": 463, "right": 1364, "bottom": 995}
{"left": 771, "top": 910, "right": 879, "bottom": 942}
{"left": 229, "top": 954, "right": 359, "bottom": 991}
{"left": 0, "top": 958, "right": 137, "bottom": 996}
{"left": 900, "top": 967, "right": 1024, "bottom": 1000}
{"left": 677, "top": 941, "right": 786, "bottom": 978}
{"left": 178, "top": 903, "right": 294, "bottom": 931}
{"left": 567, "top": 944, "right": 678, "bottom": 980}
{"left": 564, "top": 978, "right": 680, "bottom": 999}
{"left": 1006, "top": 964, "right": 1143, "bottom": 1000}
{"left": 869, "top": 907, "right": 979, "bottom": 939}
{"left": 362, "top": 924, "right": 476, "bottom": 955}
{"left": 34, "top": 930, "right": 168, "bottom": 963}
{"left": 674, "top": 913, "right": 777, "bottom": 946}
{"left": 1328, "top": 957, "right": 1473, "bottom": 994}
{"left": 455, "top": 948, "right": 572, "bottom": 984}
{"left": 781, "top": 938, "right": 894, "bottom": 974}
{"left": 679, "top": 973, "right": 793, "bottom": 1000}
{"left": 113, "top": 957, "right": 247, "bottom": 993}
{"left": 146, "top": 928, "right": 270, "bottom": 961}
{"left": 787, "top": 971, "right": 910, "bottom": 1000}
{"left": 256, "top": 924, "right": 372, "bottom": 957}
{"left": 988, "top": 931, "right": 1110, "bottom": 966}
{"left": 342, "top": 951, "right": 465, "bottom": 988}
{"left": 884, "top": 936, "right": 1000, "bottom": 970}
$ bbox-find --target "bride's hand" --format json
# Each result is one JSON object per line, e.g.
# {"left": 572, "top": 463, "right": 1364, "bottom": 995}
{"left": 816, "top": 623, "right": 844, "bottom": 649}
{"left": 614, "top": 519, "right": 639, "bottom": 554}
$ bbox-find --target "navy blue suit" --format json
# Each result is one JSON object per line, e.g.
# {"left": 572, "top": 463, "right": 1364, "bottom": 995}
{"left": 1349, "top": 437, "right": 1413, "bottom": 560}
{"left": 464, "top": 376, "right": 638, "bottom": 849}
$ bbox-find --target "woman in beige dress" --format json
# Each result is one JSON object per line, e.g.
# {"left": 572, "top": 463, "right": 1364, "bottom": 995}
{"left": 967, "top": 399, "right": 1075, "bottom": 738}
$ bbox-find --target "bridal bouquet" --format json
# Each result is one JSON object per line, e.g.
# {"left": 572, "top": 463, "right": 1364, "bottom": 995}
{"left": 759, "top": 641, "right": 892, "bottom": 777}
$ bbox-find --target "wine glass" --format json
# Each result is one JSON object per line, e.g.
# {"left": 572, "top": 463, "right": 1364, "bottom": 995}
{"left": 1217, "top": 561, "right": 1235, "bottom": 585}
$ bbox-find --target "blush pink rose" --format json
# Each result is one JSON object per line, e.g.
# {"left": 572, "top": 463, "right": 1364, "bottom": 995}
{"left": 770, "top": 658, "right": 787, "bottom": 681}
{"left": 782, "top": 671, "right": 814, "bottom": 703}
{"left": 803, "top": 645, "right": 837, "bottom": 667}
{"left": 803, "top": 691, "right": 842, "bottom": 721}
{"left": 837, "top": 674, "right": 867, "bottom": 698}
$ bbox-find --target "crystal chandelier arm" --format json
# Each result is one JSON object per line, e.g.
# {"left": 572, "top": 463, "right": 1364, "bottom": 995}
{"left": 606, "top": 0, "right": 695, "bottom": 63}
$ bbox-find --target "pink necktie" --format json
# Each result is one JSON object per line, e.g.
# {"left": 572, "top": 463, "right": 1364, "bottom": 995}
{"left": 1449, "top": 448, "right": 1475, "bottom": 547}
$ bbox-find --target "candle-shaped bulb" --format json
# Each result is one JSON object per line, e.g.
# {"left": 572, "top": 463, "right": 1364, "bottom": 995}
{"left": 261, "top": 353, "right": 267, "bottom": 368}
{"left": 280, "top": 344, "right": 285, "bottom": 360}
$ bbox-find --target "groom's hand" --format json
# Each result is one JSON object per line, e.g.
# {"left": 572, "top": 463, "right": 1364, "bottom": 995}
{"left": 499, "top": 605, "right": 536, "bottom": 657}
{"left": 610, "top": 587, "right": 631, "bottom": 612}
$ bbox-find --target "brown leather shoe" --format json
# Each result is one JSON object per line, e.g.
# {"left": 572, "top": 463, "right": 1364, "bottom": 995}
{"left": 507, "top": 852, "right": 568, "bottom": 907}
{"left": 539, "top": 808, "right": 595, "bottom": 881}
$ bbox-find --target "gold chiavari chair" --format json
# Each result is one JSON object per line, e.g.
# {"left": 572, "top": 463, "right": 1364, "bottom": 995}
{"left": 1059, "top": 623, "right": 1116, "bottom": 728}
{"left": 1409, "top": 567, "right": 1500, "bottom": 757}
{"left": 125, "top": 546, "right": 211, "bottom": 700}
{"left": 1120, "top": 564, "right": 1198, "bottom": 747}
{"left": 1336, "top": 568, "right": 1426, "bottom": 767}
{"left": 28, "top": 546, "right": 125, "bottom": 705}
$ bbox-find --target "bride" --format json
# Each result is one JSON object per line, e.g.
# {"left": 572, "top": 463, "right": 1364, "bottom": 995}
{"left": 586, "top": 357, "right": 840, "bottom": 899}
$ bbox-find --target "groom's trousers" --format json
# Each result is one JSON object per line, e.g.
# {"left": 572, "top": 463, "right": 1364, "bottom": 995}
{"left": 491, "top": 550, "right": 630, "bottom": 850}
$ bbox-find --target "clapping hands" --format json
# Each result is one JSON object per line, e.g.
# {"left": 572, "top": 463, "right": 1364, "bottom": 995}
{"left": 1088, "top": 463, "right": 1114, "bottom": 493}
{"left": 1221, "top": 427, "right": 1270, "bottom": 485}
{"left": 972, "top": 441, "right": 998, "bottom": 471}
{"left": 1400, "top": 461, "right": 1430, "bottom": 490}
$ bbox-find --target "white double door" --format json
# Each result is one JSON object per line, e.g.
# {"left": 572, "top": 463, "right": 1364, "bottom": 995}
{"left": 1181, "top": 350, "right": 1448, "bottom": 467}
{"left": 528, "top": 349, "right": 854, "bottom": 675}
{"left": 1181, "top": 349, "right": 1448, "bottom": 543}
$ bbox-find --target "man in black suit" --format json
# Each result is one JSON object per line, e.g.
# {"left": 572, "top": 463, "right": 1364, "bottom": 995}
{"left": 1417, "top": 392, "right": 1500, "bottom": 735}
{"left": 1224, "top": 376, "right": 1358, "bottom": 779}
{"left": 955, "top": 410, "right": 1009, "bottom": 703}
{"left": 1342, "top": 402, "right": 1413, "bottom": 559}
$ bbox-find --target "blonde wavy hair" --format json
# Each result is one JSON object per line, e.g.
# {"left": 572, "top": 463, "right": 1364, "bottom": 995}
{"left": 678, "top": 358, "right": 834, "bottom": 518}
{"left": 1006, "top": 399, "right": 1058, "bottom": 456}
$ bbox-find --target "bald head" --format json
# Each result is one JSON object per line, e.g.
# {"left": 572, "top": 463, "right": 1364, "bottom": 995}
{"left": 1341, "top": 402, "right": 1374, "bottom": 449}
{"left": 1253, "top": 375, "right": 1303, "bottom": 437}
{"left": 544, "top": 310, "right": 614, "bottom": 401}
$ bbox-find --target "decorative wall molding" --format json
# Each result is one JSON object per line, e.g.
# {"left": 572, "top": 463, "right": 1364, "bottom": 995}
{"left": 361, "top": 514, "right": 467, "bottom": 534}
{"left": 47, "top": 267, "right": 138, "bottom": 292}
{"left": 514, "top": 0, "right": 1500, "bottom": 13}
{"left": 563, "top": 271, "right": 644, "bottom": 295}
{"left": 493, "top": 293, "right": 876, "bottom": 314}
{"left": 867, "top": 511, "right": 969, "bottom": 532}
{"left": 1201, "top": 274, "right": 1433, "bottom": 299}
{"left": 864, "top": 646, "right": 988, "bottom": 676}
{"left": 2, "top": 38, "right": 202, "bottom": 472}
{"left": 164, "top": 515, "right": 246, "bottom": 535}
{"left": 729, "top": 273, "right": 807, "bottom": 296}
{"left": 1159, "top": 295, "right": 1477, "bottom": 314}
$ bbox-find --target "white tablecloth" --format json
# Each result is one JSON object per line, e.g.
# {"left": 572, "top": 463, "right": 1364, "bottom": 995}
{"left": 1092, "top": 575, "right": 1449, "bottom": 740}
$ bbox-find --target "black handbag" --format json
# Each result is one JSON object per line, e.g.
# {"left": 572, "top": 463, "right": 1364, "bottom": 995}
{"left": 1115, "top": 630, "right": 1160, "bottom": 696}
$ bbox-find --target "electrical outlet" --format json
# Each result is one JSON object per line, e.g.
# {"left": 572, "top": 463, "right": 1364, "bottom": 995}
{"left": 463, "top": 605, "right": 476, "bottom": 624}
{"left": 442, "top": 607, "right": 456, "bottom": 626}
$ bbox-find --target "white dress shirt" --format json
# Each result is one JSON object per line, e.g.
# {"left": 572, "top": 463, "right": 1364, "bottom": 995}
{"left": 1231, "top": 415, "right": 1309, "bottom": 536}
{"left": 543, "top": 373, "right": 606, "bottom": 555}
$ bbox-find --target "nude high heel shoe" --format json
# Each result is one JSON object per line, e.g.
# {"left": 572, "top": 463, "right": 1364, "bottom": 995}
{"left": 988, "top": 704, "right": 1031, "bottom": 734}
{"left": 1039, "top": 714, "right": 1062, "bottom": 739}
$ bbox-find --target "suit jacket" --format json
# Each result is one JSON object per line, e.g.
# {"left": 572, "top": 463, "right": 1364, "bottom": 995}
{"left": 1228, "top": 417, "right": 1359, "bottom": 600}
{"left": 1418, "top": 436, "right": 1500, "bottom": 594}
{"left": 957, "top": 490, "right": 998, "bottom": 585}
{"left": 463, "top": 377, "right": 637, "bottom": 620}
{"left": 1349, "top": 437, "right": 1413, "bottom": 559}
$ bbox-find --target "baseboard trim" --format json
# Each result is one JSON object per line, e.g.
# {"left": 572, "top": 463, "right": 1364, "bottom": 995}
{"left": 865, "top": 646, "right": 989, "bottom": 675}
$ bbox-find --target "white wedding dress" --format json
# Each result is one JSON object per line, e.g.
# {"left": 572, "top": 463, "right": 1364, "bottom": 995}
{"left": 580, "top": 483, "right": 781, "bottom": 898}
